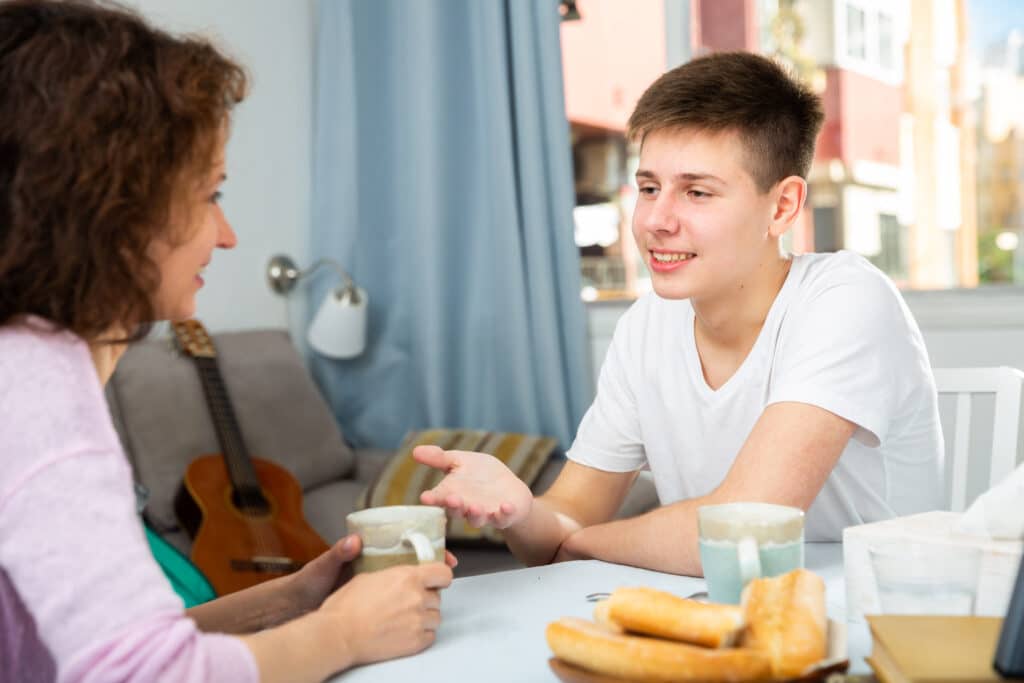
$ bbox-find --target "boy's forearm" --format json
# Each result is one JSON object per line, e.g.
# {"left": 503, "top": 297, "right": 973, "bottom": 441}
{"left": 560, "top": 498, "right": 706, "bottom": 576}
{"left": 503, "top": 496, "right": 585, "bottom": 566}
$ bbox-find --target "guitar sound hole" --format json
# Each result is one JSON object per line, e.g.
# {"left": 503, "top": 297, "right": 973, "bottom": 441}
{"left": 232, "top": 488, "right": 271, "bottom": 516}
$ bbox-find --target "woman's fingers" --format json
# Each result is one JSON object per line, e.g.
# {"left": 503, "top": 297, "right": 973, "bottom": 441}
{"left": 422, "top": 607, "right": 441, "bottom": 631}
{"left": 421, "top": 589, "right": 442, "bottom": 611}
{"left": 416, "top": 562, "right": 454, "bottom": 590}
{"left": 444, "top": 550, "right": 458, "bottom": 568}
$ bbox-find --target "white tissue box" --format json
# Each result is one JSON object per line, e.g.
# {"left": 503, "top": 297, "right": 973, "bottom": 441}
{"left": 843, "top": 510, "right": 1023, "bottom": 623}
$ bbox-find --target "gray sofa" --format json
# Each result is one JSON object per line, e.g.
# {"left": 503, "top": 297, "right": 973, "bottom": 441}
{"left": 106, "top": 328, "right": 658, "bottom": 578}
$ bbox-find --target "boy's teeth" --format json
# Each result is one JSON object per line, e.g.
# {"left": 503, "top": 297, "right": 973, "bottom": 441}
{"left": 652, "top": 252, "right": 694, "bottom": 263}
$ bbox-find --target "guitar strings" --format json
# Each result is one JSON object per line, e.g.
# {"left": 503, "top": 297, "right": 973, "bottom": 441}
{"left": 179, "top": 324, "right": 291, "bottom": 569}
{"left": 200, "top": 360, "right": 283, "bottom": 559}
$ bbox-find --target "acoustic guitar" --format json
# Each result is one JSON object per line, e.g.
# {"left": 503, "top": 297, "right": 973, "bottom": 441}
{"left": 171, "top": 319, "right": 329, "bottom": 596}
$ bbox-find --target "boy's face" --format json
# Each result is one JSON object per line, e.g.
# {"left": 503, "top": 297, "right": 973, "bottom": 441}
{"left": 632, "top": 127, "right": 781, "bottom": 301}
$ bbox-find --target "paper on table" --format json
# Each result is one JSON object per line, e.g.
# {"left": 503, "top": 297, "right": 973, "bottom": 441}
{"left": 955, "top": 462, "right": 1024, "bottom": 540}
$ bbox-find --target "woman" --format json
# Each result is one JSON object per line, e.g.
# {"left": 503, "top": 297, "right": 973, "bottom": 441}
{"left": 0, "top": 2, "right": 453, "bottom": 681}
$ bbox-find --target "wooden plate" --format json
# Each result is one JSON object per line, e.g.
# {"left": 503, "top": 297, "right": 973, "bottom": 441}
{"left": 548, "top": 619, "right": 850, "bottom": 683}
{"left": 548, "top": 657, "right": 851, "bottom": 683}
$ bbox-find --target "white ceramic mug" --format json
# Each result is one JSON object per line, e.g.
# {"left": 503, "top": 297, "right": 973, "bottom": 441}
{"left": 345, "top": 505, "right": 446, "bottom": 574}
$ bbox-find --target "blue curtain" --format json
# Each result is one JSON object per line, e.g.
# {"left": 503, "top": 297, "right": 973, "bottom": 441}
{"left": 310, "top": 0, "right": 592, "bottom": 449}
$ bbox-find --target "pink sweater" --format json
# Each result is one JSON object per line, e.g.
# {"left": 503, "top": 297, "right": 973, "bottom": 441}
{"left": 0, "top": 322, "right": 258, "bottom": 682}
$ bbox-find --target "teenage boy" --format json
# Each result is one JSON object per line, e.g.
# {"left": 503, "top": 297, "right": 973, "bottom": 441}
{"left": 414, "top": 52, "right": 942, "bottom": 575}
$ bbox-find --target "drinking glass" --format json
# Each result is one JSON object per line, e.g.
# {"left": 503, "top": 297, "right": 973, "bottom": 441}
{"left": 869, "top": 541, "right": 981, "bottom": 615}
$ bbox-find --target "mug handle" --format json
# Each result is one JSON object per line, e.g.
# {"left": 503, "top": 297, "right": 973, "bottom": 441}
{"left": 401, "top": 530, "right": 436, "bottom": 563}
{"left": 737, "top": 535, "right": 762, "bottom": 586}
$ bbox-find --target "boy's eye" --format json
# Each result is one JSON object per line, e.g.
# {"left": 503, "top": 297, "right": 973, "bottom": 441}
{"left": 688, "top": 190, "right": 711, "bottom": 199}
{"left": 639, "top": 186, "right": 658, "bottom": 196}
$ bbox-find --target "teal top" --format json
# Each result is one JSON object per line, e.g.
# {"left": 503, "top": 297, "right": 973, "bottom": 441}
{"left": 144, "top": 523, "right": 216, "bottom": 608}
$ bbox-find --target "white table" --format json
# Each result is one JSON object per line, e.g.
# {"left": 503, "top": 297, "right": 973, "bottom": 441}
{"left": 333, "top": 543, "right": 869, "bottom": 682}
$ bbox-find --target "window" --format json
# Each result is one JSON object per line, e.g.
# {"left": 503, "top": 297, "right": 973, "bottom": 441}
{"left": 560, "top": 0, "right": 1024, "bottom": 297}
{"left": 846, "top": 3, "right": 867, "bottom": 61}
{"left": 869, "top": 213, "right": 908, "bottom": 280}
{"left": 877, "top": 11, "right": 895, "bottom": 71}
{"left": 814, "top": 207, "right": 841, "bottom": 253}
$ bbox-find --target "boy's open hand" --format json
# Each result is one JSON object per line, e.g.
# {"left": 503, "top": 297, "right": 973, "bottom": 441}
{"left": 413, "top": 446, "right": 533, "bottom": 529}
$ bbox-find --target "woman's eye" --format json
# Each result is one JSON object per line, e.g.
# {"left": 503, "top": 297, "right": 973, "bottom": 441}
{"left": 210, "top": 191, "right": 223, "bottom": 204}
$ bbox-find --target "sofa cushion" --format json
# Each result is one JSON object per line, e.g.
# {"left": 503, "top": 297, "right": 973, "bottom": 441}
{"left": 107, "top": 328, "right": 355, "bottom": 532}
{"left": 358, "top": 429, "right": 558, "bottom": 544}
{"left": 303, "top": 447, "right": 393, "bottom": 544}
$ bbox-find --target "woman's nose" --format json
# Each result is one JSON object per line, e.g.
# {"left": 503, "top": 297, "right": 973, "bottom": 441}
{"left": 216, "top": 209, "right": 237, "bottom": 249}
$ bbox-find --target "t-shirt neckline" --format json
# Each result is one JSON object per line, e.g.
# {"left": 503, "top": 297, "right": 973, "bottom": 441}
{"left": 684, "top": 253, "right": 806, "bottom": 399}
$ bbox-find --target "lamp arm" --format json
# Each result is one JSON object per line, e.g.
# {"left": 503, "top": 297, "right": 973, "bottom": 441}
{"left": 266, "top": 253, "right": 360, "bottom": 302}
{"left": 298, "top": 259, "right": 356, "bottom": 294}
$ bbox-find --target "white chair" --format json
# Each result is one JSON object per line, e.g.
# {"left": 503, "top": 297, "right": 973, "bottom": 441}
{"left": 933, "top": 366, "right": 1024, "bottom": 512}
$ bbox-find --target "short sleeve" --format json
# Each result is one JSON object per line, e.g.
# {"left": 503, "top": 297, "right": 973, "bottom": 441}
{"left": 768, "top": 264, "right": 918, "bottom": 448}
{"left": 566, "top": 303, "right": 648, "bottom": 472}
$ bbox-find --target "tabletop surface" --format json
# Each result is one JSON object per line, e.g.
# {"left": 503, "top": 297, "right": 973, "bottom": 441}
{"left": 332, "top": 543, "right": 869, "bottom": 682}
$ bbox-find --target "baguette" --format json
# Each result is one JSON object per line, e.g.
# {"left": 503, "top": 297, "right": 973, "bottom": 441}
{"left": 592, "top": 600, "right": 625, "bottom": 633}
{"left": 740, "top": 568, "right": 827, "bottom": 679}
{"left": 546, "top": 617, "right": 771, "bottom": 683}
{"left": 606, "top": 586, "right": 745, "bottom": 648}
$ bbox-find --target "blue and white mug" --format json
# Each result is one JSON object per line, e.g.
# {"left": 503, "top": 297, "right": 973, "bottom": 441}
{"left": 697, "top": 502, "right": 805, "bottom": 604}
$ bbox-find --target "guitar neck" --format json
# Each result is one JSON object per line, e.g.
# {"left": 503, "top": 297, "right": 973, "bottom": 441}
{"left": 193, "top": 356, "right": 263, "bottom": 496}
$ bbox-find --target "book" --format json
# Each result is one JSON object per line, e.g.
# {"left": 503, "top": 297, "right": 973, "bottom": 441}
{"left": 866, "top": 615, "right": 1004, "bottom": 683}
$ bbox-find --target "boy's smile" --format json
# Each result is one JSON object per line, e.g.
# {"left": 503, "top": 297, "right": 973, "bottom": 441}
{"left": 649, "top": 249, "right": 696, "bottom": 272}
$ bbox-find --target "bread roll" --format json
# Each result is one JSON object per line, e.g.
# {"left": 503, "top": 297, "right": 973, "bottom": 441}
{"left": 546, "top": 617, "right": 771, "bottom": 682}
{"left": 606, "top": 586, "right": 745, "bottom": 648}
{"left": 592, "top": 600, "right": 624, "bottom": 633}
{"left": 740, "top": 568, "right": 827, "bottom": 679}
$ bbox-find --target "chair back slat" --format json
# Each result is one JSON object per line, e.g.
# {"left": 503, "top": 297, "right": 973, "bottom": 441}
{"left": 991, "top": 371, "right": 1023, "bottom": 488}
{"left": 933, "top": 366, "right": 1024, "bottom": 513}
{"left": 950, "top": 393, "right": 972, "bottom": 512}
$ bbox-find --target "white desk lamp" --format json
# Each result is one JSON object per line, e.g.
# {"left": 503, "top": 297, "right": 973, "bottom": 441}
{"left": 266, "top": 254, "right": 367, "bottom": 359}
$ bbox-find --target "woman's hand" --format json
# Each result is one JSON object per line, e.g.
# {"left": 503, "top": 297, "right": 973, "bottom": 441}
{"left": 285, "top": 535, "right": 360, "bottom": 616}
{"left": 320, "top": 562, "right": 454, "bottom": 667}
{"left": 413, "top": 446, "right": 534, "bottom": 529}
{"left": 289, "top": 534, "right": 458, "bottom": 616}
{"left": 242, "top": 560, "right": 454, "bottom": 681}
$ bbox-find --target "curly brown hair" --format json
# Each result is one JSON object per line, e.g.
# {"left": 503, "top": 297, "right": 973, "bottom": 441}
{"left": 627, "top": 52, "right": 823, "bottom": 193}
{"left": 0, "top": 0, "right": 247, "bottom": 341}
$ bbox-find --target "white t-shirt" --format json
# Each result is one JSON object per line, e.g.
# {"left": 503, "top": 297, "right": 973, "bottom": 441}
{"left": 566, "top": 250, "right": 943, "bottom": 541}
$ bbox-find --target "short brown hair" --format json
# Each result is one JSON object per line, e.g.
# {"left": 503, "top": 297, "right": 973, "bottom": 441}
{"left": 0, "top": 0, "right": 247, "bottom": 341}
{"left": 627, "top": 52, "right": 824, "bottom": 192}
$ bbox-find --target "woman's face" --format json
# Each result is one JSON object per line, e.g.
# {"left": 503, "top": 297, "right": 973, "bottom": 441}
{"left": 148, "top": 142, "right": 236, "bottom": 322}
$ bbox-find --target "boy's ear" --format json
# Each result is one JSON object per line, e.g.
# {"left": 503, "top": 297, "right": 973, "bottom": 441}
{"left": 767, "top": 176, "right": 807, "bottom": 238}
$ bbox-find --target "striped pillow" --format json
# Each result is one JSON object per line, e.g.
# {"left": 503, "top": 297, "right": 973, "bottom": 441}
{"left": 357, "top": 429, "right": 558, "bottom": 543}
